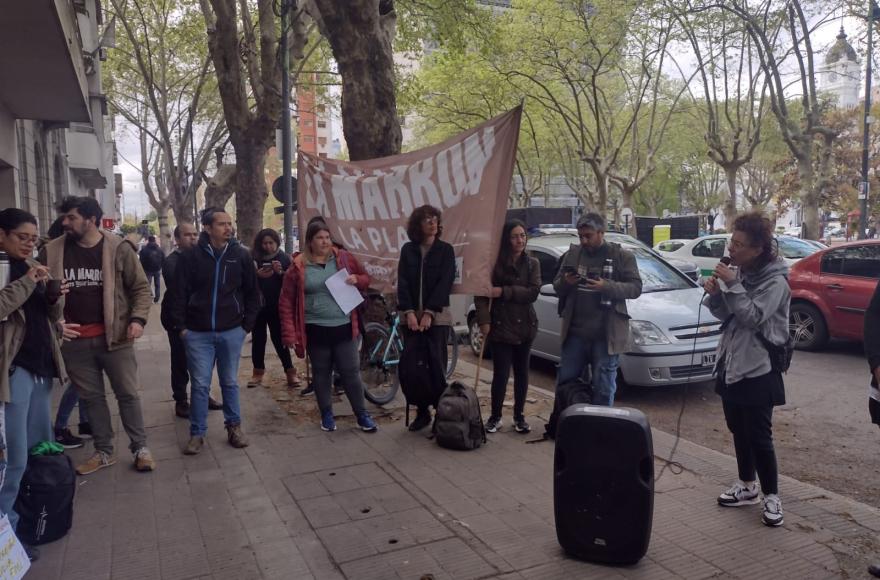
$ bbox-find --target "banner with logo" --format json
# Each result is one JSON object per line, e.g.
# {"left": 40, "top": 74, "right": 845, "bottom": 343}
{"left": 297, "top": 106, "right": 522, "bottom": 295}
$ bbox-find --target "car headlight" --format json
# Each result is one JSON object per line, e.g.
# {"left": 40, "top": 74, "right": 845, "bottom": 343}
{"left": 630, "top": 320, "right": 671, "bottom": 346}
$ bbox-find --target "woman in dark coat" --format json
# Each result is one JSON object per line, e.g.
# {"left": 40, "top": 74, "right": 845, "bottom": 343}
{"left": 475, "top": 219, "right": 541, "bottom": 434}
{"left": 397, "top": 205, "right": 456, "bottom": 431}
{"left": 247, "top": 228, "right": 300, "bottom": 389}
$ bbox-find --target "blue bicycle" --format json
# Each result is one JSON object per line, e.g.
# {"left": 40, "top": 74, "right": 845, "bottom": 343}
{"left": 359, "top": 294, "right": 459, "bottom": 405}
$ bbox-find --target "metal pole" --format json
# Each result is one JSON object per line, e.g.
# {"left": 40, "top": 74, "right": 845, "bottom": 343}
{"left": 281, "top": 0, "right": 294, "bottom": 254}
{"left": 861, "top": 3, "right": 876, "bottom": 240}
{"left": 190, "top": 110, "right": 197, "bottom": 223}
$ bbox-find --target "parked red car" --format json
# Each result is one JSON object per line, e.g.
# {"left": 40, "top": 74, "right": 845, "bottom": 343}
{"left": 788, "top": 240, "right": 880, "bottom": 350}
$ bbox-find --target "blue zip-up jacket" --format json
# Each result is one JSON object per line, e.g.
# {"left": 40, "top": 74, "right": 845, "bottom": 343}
{"left": 168, "top": 233, "right": 260, "bottom": 333}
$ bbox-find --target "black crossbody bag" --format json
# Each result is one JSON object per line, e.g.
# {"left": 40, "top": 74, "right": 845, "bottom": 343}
{"left": 720, "top": 315, "right": 793, "bottom": 374}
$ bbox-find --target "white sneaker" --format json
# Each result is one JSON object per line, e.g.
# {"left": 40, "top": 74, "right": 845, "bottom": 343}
{"left": 762, "top": 494, "right": 784, "bottom": 527}
{"left": 717, "top": 480, "right": 760, "bottom": 507}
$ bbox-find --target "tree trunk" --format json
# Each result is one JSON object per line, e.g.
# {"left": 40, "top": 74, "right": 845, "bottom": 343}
{"left": 797, "top": 152, "right": 820, "bottom": 240}
{"left": 309, "top": 0, "right": 401, "bottom": 160}
{"left": 156, "top": 204, "right": 173, "bottom": 252}
{"left": 724, "top": 166, "right": 738, "bottom": 229}
{"left": 204, "top": 164, "right": 237, "bottom": 210}
{"left": 234, "top": 145, "right": 269, "bottom": 248}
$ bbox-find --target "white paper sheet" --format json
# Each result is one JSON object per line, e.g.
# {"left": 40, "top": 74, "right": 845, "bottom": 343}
{"left": 325, "top": 268, "right": 364, "bottom": 315}
{"left": 0, "top": 514, "right": 30, "bottom": 580}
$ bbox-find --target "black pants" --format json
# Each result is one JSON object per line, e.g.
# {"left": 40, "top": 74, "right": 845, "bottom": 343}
{"left": 252, "top": 307, "right": 293, "bottom": 370}
{"left": 722, "top": 399, "right": 778, "bottom": 495}
{"left": 489, "top": 340, "right": 531, "bottom": 420}
{"left": 407, "top": 325, "right": 448, "bottom": 414}
{"left": 167, "top": 330, "right": 189, "bottom": 402}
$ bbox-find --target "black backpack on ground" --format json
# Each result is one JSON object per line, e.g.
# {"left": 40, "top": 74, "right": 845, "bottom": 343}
{"left": 398, "top": 331, "right": 446, "bottom": 425}
{"left": 544, "top": 378, "right": 594, "bottom": 440}
{"left": 433, "top": 381, "right": 486, "bottom": 451}
{"left": 14, "top": 453, "right": 76, "bottom": 545}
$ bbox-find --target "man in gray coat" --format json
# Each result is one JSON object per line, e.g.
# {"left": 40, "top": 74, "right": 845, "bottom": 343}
{"left": 553, "top": 213, "right": 642, "bottom": 406}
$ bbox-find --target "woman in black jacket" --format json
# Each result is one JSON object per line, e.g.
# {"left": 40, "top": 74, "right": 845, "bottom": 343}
{"left": 475, "top": 220, "right": 541, "bottom": 434}
{"left": 397, "top": 205, "right": 456, "bottom": 431}
{"left": 247, "top": 229, "right": 300, "bottom": 389}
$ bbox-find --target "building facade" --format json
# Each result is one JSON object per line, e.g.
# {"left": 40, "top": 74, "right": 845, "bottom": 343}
{"left": 295, "top": 77, "right": 332, "bottom": 158}
{"left": 0, "top": 0, "right": 120, "bottom": 232}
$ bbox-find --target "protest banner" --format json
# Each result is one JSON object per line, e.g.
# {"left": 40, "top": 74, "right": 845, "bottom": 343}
{"left": 297, "top": 106, "right": 522, "bottom": 295}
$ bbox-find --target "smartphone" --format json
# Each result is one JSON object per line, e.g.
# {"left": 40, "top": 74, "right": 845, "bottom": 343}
{"left": 260, "top": 262, "right": 273, "bottom": 269}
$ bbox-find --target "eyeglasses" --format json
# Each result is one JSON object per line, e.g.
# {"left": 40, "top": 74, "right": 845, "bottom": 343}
{"left": 11, "top": 232, "right": 38, "bottom": 244}
{"left": 422, "top": 217, "right": 439, "bottom": 224}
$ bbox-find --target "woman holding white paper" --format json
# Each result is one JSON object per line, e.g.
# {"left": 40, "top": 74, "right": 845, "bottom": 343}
{"left": 279, "top": 221, "right": 377, "bottom": 433}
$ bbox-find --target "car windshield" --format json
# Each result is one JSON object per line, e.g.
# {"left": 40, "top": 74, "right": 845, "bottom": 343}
{"left": 777, "top": 237, "right": 819, "bottom": 260}
{"left": 629, "top": 247, "right": 693, "bottom": 293}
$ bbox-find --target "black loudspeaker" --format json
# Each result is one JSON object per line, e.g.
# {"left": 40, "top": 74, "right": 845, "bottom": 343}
{"left": 554, "top": 404, "right": 654, "bottom": 565}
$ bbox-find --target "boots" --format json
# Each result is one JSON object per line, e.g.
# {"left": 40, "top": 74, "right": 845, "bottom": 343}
{"left": 247, "top": 369, "right": 264, "bottom": 388}
{"left": 285, "top": 367, "right": 301, "bottom": 389}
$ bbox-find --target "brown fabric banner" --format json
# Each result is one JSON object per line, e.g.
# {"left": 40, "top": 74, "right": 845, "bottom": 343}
{"left": 297, "top": 106, "right": 522, "bottom": 295}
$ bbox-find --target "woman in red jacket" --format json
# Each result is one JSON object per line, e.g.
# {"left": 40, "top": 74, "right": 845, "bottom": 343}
{"left": 279, "top": 221, "right": 377, "bottom": 432}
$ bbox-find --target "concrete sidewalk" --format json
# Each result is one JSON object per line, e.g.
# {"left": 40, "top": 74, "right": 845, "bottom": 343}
{"left": 27, "top": 315, "right": 880, "bottom": 579}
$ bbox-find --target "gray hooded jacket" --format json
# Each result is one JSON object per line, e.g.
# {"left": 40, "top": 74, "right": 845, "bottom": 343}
{"left": 703, "top": 259, "right": 790, "bottom": 384}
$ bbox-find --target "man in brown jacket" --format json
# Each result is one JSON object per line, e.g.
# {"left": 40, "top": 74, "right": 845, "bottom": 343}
{"left": 42, "top": 197, "right": 155, "bottom": 475}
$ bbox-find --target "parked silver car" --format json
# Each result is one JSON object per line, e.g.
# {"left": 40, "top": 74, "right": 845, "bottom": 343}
{"left": 469, "top": 234, "right": 721, "bottom": 387}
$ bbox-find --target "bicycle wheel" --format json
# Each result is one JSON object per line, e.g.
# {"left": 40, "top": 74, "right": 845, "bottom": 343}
{"left": 360, "top": 322, "right": 400, "bottom": 405}
{"left": 445, "top": 326, "right": 459, "bottom": 379}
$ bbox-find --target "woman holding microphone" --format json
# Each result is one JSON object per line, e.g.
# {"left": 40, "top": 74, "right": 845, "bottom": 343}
{"left": 703, "top": 212, "right": 790, "bottom": 527}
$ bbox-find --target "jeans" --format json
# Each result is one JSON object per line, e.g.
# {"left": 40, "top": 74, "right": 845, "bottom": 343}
{"left": 489, "top": 341, "right": 532, "bottom": 420}
{"left": 0, "top": 367, "right": 53, "bottom": 530}
{"left": 722, "top": 399, "right": 778, "bottom": 495}
{"left": 252, "top": 307, "right": 293, "bottom": 370}
{"left": 146, "top": 270, "right": 161, "bottom": 301}
{"left": 184, "top": 327, "right": 246, "bottom": 436}
{"left": 306, "top": 337, "right": 367, "bottom": 417}
{"left": 167, "top": 330, "right": 189, "bottom": 403}
{"left": 557, "top": 335, "right": 620, "bottom": 406}
{"left": 54, "top": 381, "right": 89, "bottom": 430}
{"left": 62, "top": 337, "right": 148, "bottom": 455}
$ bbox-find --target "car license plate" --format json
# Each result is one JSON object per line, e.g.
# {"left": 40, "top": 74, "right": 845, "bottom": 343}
{"left": 702, "top": 353, "right": 716, "bottom": 366}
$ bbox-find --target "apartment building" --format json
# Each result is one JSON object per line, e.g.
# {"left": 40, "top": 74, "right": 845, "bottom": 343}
{"left": 0, "top": 0, "right": 121, "bottom": 231}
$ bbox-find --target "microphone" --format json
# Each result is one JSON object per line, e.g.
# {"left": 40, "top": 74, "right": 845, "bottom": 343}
{"left": 720, "top": 256, "right": 731, "bottom": 266}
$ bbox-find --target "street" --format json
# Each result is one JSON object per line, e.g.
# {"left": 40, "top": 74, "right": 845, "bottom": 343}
{"left": 462, "top": 339, "right": 880, "bottom": 507}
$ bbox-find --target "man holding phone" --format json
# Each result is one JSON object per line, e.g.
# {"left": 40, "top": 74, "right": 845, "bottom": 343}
{"left": 552, "top": 213, "right": 642, "bottom": 406}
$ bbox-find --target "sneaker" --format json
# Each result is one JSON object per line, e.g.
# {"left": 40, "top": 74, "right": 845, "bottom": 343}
{"left": 76, "top": 451, "right": 116, "bottom": 475}
{"left": 208, "top": 397, "right": 223, "bottom": 410}
{"left": 514, "top": 417, "right": 531, "bottom": 434}
{"left": 183, "top": 436, "right": 204, "bottom": 455}
{"left": 762, "top": 494, "right": 784, "bottom": 527}
{"left": 134, "top": 447, "right": 156, "bottom": 472}
{"left": 408, "top": 410, "right": 431, "bottom": 432}
{"left": 717, "top": 480, "right": 760, "bottom": 507}
{"left": 175, "top": 400, "right": 190, "bottom": 419}
{"left": 320, "top": 410, "right": 337, "bottom": 432}
{"left": 486, "top": 416, "right": 502, "bottom": 433}
{"left": 78, "top": 421, "right": 93, "bottom": 437}
{"left": 357, "top": 412, "right": 378, "bottom": 433}
{"left": 226, "top": 424, "right": 249, "bottom": 448}
{"left": 23, "top": 544, "right": 39, "bottom": 562}
{"left": 301, "top": 383, "right": 315, "bottom": 397}
{"left": 55, "top": 427, "right": 84, "bottom": 449}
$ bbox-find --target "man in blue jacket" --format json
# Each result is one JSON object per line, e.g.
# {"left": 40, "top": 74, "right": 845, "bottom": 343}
{"left": 169, "top": 208, "right": 260, "bottom": 455}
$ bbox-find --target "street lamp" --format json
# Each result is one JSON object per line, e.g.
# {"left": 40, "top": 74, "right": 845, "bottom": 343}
{"left": 860, "top": 1, "right": 880, "bottom": 240}
{"left": 280, "top": 0, "right": 294, "bottom": 254}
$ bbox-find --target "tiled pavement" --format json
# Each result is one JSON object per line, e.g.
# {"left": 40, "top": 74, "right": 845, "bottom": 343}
{"left": 26, "top": 317, "right": 880, "bottom": 579}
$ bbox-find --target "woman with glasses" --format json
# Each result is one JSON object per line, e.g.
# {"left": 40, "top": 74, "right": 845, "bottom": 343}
{"left": 703, "top": 212, "right": 790, "bottom": 528}
{"left": 397, "top": 205, "right": 456, "bottom": 431}
{"left": 0, "top": 209, "right": 68, "bottom": 561}
{"left": 474, "top": 220, "right": 541, "bottom": 434}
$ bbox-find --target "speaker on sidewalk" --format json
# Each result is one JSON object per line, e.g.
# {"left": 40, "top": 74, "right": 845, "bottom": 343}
{"left": 553, "top": 404, "right": 654, "bottom": 565}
